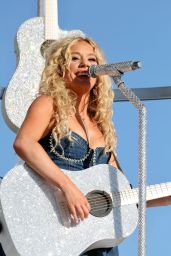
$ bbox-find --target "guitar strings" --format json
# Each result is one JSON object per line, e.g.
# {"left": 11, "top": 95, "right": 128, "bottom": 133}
{"left": 84, "top": 183, "right": 171, "bottom": 211}
{"left": 64, "top": 186, "right": 171, "bottom": 212}
{"left": 59, "top": 183, "right": 171, "bottom": 216}
{"left": 60, "top": 192, "right": 171, "bottom": 215}
{"left": 86, "top": 183, "right": 171, "bottom": 203}
{"left": 87, "top": 187, "right": 171, "bottom": 204}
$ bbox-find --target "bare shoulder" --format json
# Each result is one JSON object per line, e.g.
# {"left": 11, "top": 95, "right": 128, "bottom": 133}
{"left": 25, "top": 95, "right": 55, "bottom": 122}
{"left": 17, "top": 95, "right": 55, "bottom": 140}
{"left": 29, "top": 95, "right": 54, "bottom": 112}
{"left": 25, "top": 95, "right": 55, "bottom": 129}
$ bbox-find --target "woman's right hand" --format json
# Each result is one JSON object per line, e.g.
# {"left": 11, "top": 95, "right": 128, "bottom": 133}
{"left": 61, "top": 177, "right": 91, "bottom": 223}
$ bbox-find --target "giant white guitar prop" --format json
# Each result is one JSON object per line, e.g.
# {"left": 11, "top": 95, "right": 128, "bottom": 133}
{"left": 2, "top": 0, "right": 84, "bottom": 132}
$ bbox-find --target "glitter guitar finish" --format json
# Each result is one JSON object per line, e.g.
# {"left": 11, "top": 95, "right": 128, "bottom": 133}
{"left": 2, "top": 0, "right": 80, "bottom": 132}
{"left": 0, "top": 164, "right": 171, "bottom": 256}
{"left": 3, "top": 16, "right": 45, "bottom": 132}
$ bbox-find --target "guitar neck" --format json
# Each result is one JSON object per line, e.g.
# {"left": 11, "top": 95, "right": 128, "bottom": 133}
{"left": 45, "top": 0, "right": 60, "bottom": 39}
{"left": 112, "top": 182, "right": 171, "bottom": 207}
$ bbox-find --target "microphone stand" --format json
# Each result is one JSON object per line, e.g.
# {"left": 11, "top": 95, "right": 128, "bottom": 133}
{"left": 113, "top": 75, "right": 147, "bottom": 256}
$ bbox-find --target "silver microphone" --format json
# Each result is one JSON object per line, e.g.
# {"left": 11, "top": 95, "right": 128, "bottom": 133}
{"left": 88, "top": 61, "right": 142, "bottom": 77}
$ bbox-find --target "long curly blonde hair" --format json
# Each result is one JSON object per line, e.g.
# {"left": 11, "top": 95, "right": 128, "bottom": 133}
{"left": 39, "top": 36, "right": 117, "bottom": 153}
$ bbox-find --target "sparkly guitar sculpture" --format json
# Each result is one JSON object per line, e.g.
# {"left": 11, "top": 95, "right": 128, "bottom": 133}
{"left": 2, "top": 0, "right": 83, "bottom": 132}
{"left": 0, "top": 163, "right": 171, "bottom": 256}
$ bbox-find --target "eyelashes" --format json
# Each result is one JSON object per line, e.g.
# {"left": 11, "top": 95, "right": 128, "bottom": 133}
{"left": 88, "top": 58, "right": 97, "bottom": 62}
{"left": 71, "top": 56, "right": 79, "bottom": 61}
{"left": 71, "top": 56, "right": 97, "bottom": 63}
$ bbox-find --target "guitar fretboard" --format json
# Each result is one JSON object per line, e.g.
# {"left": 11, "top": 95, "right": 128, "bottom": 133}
{"left": 112, "top": 182, "right": 171, "bottom": 207}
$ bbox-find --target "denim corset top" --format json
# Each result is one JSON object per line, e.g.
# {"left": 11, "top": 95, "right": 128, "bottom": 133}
{"left": 39, "top": 131, "right": 111, "bottom": 171}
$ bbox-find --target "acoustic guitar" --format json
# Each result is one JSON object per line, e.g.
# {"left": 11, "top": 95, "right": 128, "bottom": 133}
{"left": 0, "top": 163, "right": 170, "bottom": 256}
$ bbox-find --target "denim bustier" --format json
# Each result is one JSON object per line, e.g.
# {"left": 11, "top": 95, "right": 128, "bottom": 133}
{"left": 39, "top": 131, "right": 111, "bottom": 171}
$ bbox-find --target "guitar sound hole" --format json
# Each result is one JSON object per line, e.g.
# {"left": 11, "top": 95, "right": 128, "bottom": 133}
{"left": 86, "top": 190, "right": 113, "bottom": 217}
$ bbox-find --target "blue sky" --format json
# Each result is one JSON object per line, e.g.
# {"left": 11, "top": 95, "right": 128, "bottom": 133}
{"left": 0, "top": 0, "right": 171, "bottom": 255}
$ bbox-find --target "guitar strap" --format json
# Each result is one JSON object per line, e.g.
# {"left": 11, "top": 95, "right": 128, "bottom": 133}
{"left": 113, "top": 153, "right": 136, "bottom": 207}
{"left": 113, "top": 153, "right": 124, "bottom": 173}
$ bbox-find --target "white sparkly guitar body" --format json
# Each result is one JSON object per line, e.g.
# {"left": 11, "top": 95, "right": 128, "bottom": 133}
{"left": 0, "top": 163, "right": 138, "bottom": 256}
{"left": 2, "top": 0, "right": 83, "bottom": 132}
{"left": 3, "top": 0, "right": 61, "bottom": 132}
{"left": 3, "top": 17, "right": 45, "bottom": 131}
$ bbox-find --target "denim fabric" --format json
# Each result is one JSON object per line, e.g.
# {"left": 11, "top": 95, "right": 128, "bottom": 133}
{"left": 80, "top": 247, "right": 119, "bottom": 256}
{"left": 39, "top": 131, "right": 119, "bottom": 256}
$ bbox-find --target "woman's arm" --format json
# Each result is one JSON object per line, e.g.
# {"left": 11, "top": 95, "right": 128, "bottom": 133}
{"left": 14, "top": 95, "right": 90, "bottom": 222}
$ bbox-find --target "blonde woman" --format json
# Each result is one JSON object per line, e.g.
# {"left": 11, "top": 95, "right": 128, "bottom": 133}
{"left": 13, "top": 35, "right": 171, "bottom": 256}
{"left": 14, "top": 35, "right": 119, "bottom": 256}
